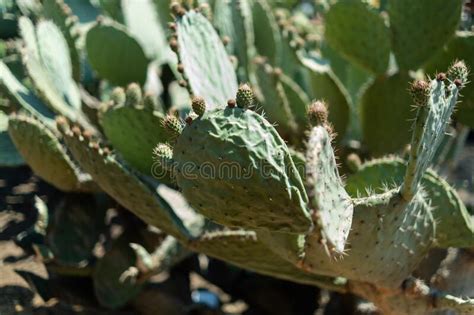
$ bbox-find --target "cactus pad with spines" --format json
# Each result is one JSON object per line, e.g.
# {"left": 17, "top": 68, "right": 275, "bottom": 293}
{"left": 20, "top": 18, "right": 81, "bottom": 113}
{"left": 176, "top": 10, "right": 238, "bottom": 109}
{"left": 173, "top": 106, "right": 312, "bottom": 233}
{"left": 388, "top": 0, "right": 463, "bottom": 70}
{"left": 251, "top": 0, "right": 281, "bottom": 66}
{"left": 42, "top": 0, "right": 81, "bottom": 82}
{"left": 424, "top": 32, "right": 474, "bottom": 127}
{"left": 325, "top": 1, "right": 390, "bottom": 74}
{"left": 345, "top": 158, "right": 474, "bottom": 249}
{"left": 57, "top": 119, "right": 195, "bottom": 238}
{"left": 86, "top": 19, "right": 148, "bottom": 86}
{"left": 305, "top": 125, "right": 353, "bottom": 254}
{"left": 100, "top": 88, "right": 169, "bottom": 176}
{"left": 8, "top": 115, "right": 95, "bottom": 192}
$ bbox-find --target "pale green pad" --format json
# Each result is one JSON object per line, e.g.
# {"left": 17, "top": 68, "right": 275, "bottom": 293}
{"left": 42, "top": 0, "right": 81, "bottom": 82}
{"left": 345, "top": 158, "right": 473, "bottom": 249}
{"left": 300, "top": 57, "right": 350, "bottom": 141}
{"left": 305, "top": 126, "right": 353, "bottom": 254}
{"left": 325, "top": 1, "right": 390, "bottom": 74}
{"left": 174, "top": 107, "right": 312, "bottom": 233}
{"left": 48, "top": 195, "right": 105, "bottom": 266}
{"left": 251, "top": 0, "right": 281, "bottom": 65}
{"left": 176, "top": 11, "right": 238, "bottom": 109}
{"left": 0, "top": 112, "right": 24, "bottom": 167}
{"left": 85, "top": 20, "right": 148, "bottom": 86}
{"left": 0, "top": 61, "right": 55, "bottom": 125}
{"left": 122, "top": 0, "right": 170, "bottom": 64}
{"left": 19, "top": 17, "right": 82, "bottom": 124}
{"left": 407, "top": 79, "right": 460, "bottom": 193}
{"left": 360, "top": 72, "right": 414, "bottom": 156}
{"left": 214, "top": 0, "right": 254, "bottom": 79}
{"left": 59, "top": 125, "right": 190, "bottom": 238}
{"left": 388, "top": 0, "right": 463, "bottom": 70}
{"left": 100, "top": 105, "right": 168, "bottom": 176}
{"left": 8, "top": 115, "right": 93, "bottom": 192}
{"left": 425, "top": 31, "right": 474, "bottom": 128}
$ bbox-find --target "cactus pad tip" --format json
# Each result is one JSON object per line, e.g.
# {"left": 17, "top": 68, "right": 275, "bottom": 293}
{"left": 308, "top": 101, "right": 328, "bottom": 127}
{"left": 410, "top": 80, "right": 431, "bottom": 107}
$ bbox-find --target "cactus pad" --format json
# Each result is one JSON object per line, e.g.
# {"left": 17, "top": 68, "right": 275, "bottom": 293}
{"left": 0, "top": 112, "right": 24, "bottom": 167}
{"left": 174, "top": 107, "right": 312, "bottom": 233}
{"left": 8, "top": 115, "right": 94, "bottom": 191}
{"left": 100, "top": 104, "right": 169, "bottom": 177}
{"left": 176, "top": 11, "right": 238, "bottom": 109}
{"left": 388, "top": 0, "right": 463, "bottom": 70}
{"left": 360, "top": 72, "right": 414, "bottom": 155}
{"left": 86, "top": 20, "right": 148, "bottom": 86}
{"left": 325, "top": 1, "right": 390, "bottom": 74}
{"left": 305, "top": 125, "right": 353, "bottom": 254}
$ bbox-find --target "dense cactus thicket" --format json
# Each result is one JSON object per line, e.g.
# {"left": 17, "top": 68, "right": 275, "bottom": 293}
{"left": 1, "top": 0, "right": 474, "bottom": 314}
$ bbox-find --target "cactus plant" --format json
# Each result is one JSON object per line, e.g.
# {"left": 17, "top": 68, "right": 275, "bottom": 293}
{"left": 1, "top": 1, "right": 474, "bottom": 314}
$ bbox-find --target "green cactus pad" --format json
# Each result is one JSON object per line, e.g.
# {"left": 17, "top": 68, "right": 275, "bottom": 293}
{"left": 251, "top": 0, "right": 281, "bottom": 65}
{"left": 176, "top": 11, "right": 238, "bottom": 109}
{"left": 305, "top": 126, "right": 353, "bottom": 254}
{"left": 47, "top": 195, "right": 105, "bottom": 266}
{"left": 325, "top": 1, "right": 390, "bottom": 74}
{"left": 388, "top": 0, "right": 463, "bottom": 70}
{"left": 19, "top": 18, "right": 84, "bottom": 124}
{"left": 425, "top": 31, "right": 474, "bottom": 128}
{"left": 93, "top": 234, "right": 143, "bottom": 309}
{"left": 0, "top": 61, "right": 55, "bottom": 125}
{"left": 85, "top": 20, "right": 148, "bottom": 86}
{"left": 301, "top": 191, "right": 435, "bottom": 288}
{"left": 100, "top": 105, "right": 169, "bottom": 178}
{"left": 0, "top": 112, "right": 24, "bottom": 167}
{"left": 42, "top": 0, "right": 81, "bottom": 82}
{"left": 190, "top": 229, "right": 346, "bottom": 291}
{"left": 402, "top": 77, "right": 461, "bottom": 198}
{"left": 122, "top": 0, "right": 170, "bottom": 63}
{"left": 59, "top": 122, "right": 196, "bottom": 238}
{"left": 300, "top": 57, "right": 350, "bottom": 140}
{"left": 214, "top": 0, "right": 254, "bottom": 80}
{"left": 8, "top": 115, "right": 95, "bottom": 192}
{"left": 345, "top": 158, "right": 474, "bottom": 249}
{"left": 360, "top": 72, "right": 414, "bottom": 156}
{"left": 174, "top": 107, "right": 312, "bottom": 233}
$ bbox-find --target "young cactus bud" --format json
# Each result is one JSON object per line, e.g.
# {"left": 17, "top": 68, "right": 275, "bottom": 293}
{"left": 236, "top": 84, "right": 254, "bottom": 109}
{"left": 153, "top": 143, "right": 174, "bottom": 173}
{"left": 111, "top": 87, "right": 126, "bottom": 106}
{"left": 143, "top": 93, "right": 160, "bottom": 111}
{"left": 163, "top": 115, "right": 183, "bottom": 139}
{"left": 191, "top": 96, "right": 206, "bottom": 116}
{"left": 307, "top": 100, "right": 328, "bottom": 127}
{"left": 125, "top": 83, "right": 142, "bottom": 107}
{"left": 447, "top": 60, "right": 468, "bottom": 85}
{"left": 410, "top": 80, "right": 430, "bottom": 107}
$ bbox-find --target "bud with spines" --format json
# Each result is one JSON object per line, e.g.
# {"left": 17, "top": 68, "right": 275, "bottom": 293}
{"left": 163, "top": 115, "right": 183, "bottom": 139}
{"left": 307, "top": 101, "right": 328, "bottom": 127}
{"left": 409, "top": 80, "right": 430, "bottom": 107}
{"left": 447, "top": 60, "right": 468, "bottom": 86}
{"left": 153, "top": 143, "right": 174, "bottom": 173}
{"left": 125, "top": 83, "right": 142, "bottom": 107}
{"left": 191, "top": 96, "right": 206, "bottom": 116}
{"left": 236, "top": 84, "right": 254, "bottom": 110}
